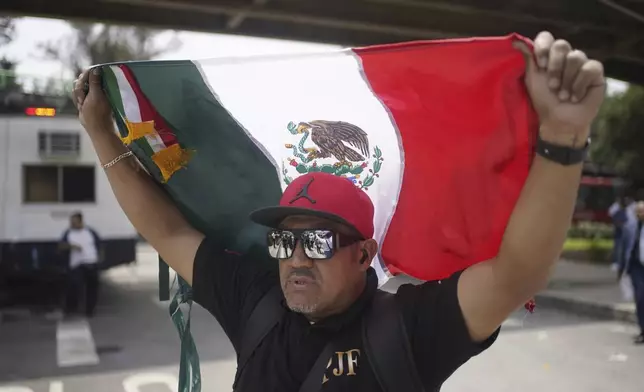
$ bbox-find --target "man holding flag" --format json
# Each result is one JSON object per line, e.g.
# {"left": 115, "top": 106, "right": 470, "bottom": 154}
{"left": 72, "top": 30, "right": 604, "bottom": 391}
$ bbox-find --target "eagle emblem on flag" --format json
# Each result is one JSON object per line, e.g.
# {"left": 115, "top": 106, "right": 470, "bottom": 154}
{"left": 282, "top": 120, "right": 384, "bottom": 191}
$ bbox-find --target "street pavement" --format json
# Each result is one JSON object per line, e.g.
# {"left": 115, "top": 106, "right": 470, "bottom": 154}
{"left": 1, "top": 245, "right": 643, "bottom": 392}
{"left": 536, "top": 259, "right": 637, "bottom": 324}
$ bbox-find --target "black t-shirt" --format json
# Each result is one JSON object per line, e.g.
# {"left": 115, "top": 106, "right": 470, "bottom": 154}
{"left": 192, "top": 237, "right": 499, "bottom": 392}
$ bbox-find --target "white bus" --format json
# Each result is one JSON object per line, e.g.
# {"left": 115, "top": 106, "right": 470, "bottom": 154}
{"left": 0, "top": 92, "right": 138, "bottom": 284}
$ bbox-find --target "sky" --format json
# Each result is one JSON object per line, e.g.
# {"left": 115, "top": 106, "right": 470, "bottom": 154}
{"left": 0, "top": 17, "right": 340, "bottom": 80}
{"left": 0, "top": 17, "right": 630, "bottom": 95}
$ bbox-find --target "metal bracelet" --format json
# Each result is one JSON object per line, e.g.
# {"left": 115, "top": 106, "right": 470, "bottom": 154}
{"left": 102, "top": 151, "right": 134, "bottom": 169}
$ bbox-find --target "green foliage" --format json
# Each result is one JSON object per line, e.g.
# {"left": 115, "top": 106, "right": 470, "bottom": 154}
{"left": 0, "top": 17, "right": 16, "bottom": 47}
{"left": 0, "top": 17, "right": 21, "bottom": 92}
{"left": 568, "top": 221, "right": 614, "bottom": 240}
{"left": 0, "top": 59, "right": 21, "bottom": 92}
{"left": 360, "top": 145, "right": 383, "bottom": 190}
{"left": 591, "top": 84, "right": 644, "bottom": 185}
{"left": 564, "top": 234, "right": 614, "bottom": 263}
{"left": 564, "top": 238, "right": 613, "bottom": 251}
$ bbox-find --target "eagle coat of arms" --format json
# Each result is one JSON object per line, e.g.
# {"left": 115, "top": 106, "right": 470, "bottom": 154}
{"left": 281, "top": 120, "right": 384, "bottom": 190}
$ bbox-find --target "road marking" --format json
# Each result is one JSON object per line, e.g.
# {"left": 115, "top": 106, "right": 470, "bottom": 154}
{"left": 0, "top": 387, "right": 34, "bottom": 392}
{"left": 56, "top": 318, "right": 99, "bottom": 367}
{"left": 610, "top": 325, "right": 628, "bottom": 333}
{"left": 608, "top": 353, "right": 628, "bottom": 362}
{"left": 49, "top": 382, "right": 63, "bottom": 392}
{"left": 123, "top": 373, "right": 177, "bottom": 392}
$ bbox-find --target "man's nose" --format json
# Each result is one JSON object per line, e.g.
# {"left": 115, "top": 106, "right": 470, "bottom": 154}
{"left": 288, "top": 242, "right": 314, "bottom": 268}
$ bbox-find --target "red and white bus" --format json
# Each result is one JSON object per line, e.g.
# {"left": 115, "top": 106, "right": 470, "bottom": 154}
{"left": 573, "top": 163, "right": 628, "bottom": 223}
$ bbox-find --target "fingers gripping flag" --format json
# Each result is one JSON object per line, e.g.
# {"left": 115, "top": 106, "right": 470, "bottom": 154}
{"left": 99, "top": 34, "right": 538, "bottom": 392}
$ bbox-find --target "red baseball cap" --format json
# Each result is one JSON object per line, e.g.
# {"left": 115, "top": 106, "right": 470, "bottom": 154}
{"left": 250, "top": 172, "right": 375, "bottom": 239}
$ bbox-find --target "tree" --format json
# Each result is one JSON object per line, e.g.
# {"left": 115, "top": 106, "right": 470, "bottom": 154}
{"left": 0, "top": 16, "right": 21, "bottom": 92}
{"left": 38, "top": 22, "right": 181, "bottom": 77}
{"left": 591, "top": 84, "right": 644, "bottom": 188}
{"left": 0, "top": 57, "right": 21, "bottom": 91}
{"left": 0, "top": 16, "right": 16, "bottom": 46}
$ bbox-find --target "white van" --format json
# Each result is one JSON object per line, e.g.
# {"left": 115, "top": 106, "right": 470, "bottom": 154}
{"left": 0, "top": 95, "right": 138, "bottom": 280}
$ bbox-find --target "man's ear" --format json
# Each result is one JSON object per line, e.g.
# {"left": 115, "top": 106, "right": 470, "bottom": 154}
{"left": 358, "top": 239, "right": 379, "bottom": 270}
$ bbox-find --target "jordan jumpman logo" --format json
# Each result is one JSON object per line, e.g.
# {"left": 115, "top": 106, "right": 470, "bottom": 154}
{"left": 289, "top": 177, "right": 316, "bottom": 204}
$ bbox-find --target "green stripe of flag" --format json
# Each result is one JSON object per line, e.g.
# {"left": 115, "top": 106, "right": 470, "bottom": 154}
{"left": 108, "top": 60, "right": 283, "bottom": 250}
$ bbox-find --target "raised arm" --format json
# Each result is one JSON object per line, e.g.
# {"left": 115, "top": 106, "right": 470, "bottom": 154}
{"left": 458, "top": 32, "right": 606, "bottom": 341}
{"left": 73, "top": 68, "right": 204, "bottom": 285}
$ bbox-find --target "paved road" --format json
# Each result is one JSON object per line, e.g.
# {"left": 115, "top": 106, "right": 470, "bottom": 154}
{"left": 1, "top": 245, "right": 643, "bottom": 392}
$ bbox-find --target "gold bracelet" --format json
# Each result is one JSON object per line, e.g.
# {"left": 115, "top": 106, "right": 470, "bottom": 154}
{"left": 102, "top": 151, "right": 134, "bottom": 169}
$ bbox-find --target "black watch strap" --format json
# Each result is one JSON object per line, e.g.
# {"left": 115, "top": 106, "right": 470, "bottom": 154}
{"left": 536, "top": 134, "right": 590, "bottom": 166}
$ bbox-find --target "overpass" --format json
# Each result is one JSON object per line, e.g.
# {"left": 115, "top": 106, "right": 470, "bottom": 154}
{"left": 2, "top": 0, "right": 643, "bottom": 84}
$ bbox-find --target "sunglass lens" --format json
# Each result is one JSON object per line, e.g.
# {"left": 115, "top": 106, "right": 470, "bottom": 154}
{"left": 302, "top": 230, "right": 335, "bottom": 259}
{"left": 267, "top": 230, "right": 295, "bottom": 259}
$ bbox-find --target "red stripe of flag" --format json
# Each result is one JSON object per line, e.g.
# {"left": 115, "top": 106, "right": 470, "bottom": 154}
{"left": 354, "top": 34, "right": 539, "bottom": 281}
{"left": 118, "top": 64, "right": 178, "bottom": 147}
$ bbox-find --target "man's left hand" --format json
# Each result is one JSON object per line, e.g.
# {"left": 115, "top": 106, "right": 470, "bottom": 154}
{"left": 515, "top": 31, "right": 606, "bottom": 147}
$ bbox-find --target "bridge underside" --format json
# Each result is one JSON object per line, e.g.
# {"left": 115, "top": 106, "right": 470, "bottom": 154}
{"left": 2, "top": 0, "right": 643, "bottom": 84}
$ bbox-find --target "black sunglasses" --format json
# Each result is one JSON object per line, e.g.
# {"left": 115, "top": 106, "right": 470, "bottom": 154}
{"left": 267, "top": 228, "right": 362, "bottom": 260}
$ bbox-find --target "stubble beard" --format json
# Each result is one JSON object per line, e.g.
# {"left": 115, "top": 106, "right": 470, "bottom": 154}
{"left": 285, "top": 293, "right": 320, "bottom": 315}
{"left": 288, "top": 302, "right": 319, "bottom": 315}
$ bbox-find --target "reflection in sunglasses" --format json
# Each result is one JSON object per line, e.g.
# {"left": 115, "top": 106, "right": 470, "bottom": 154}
{"left": 268, "top": 229, "right": 336, "bottom": 260}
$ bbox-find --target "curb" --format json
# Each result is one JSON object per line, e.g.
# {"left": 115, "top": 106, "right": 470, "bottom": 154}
{"left": 535, "top": 293, "right": 637, "bottom": 324}
{"left": 388, "top": 275, "right": 638, "bottom": 325}
{"left": 0, "top": 308, "right": 32, "bottom": 324}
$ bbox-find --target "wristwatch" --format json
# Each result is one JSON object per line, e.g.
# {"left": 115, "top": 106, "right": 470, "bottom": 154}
{"left": 536, "top": 133, "right": 590, "bottom": 166}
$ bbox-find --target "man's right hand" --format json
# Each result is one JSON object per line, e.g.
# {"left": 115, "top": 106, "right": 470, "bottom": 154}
{"left": 71, "top": 66, "right": 204, "bottom": 286}
{"left": 72, "top": 68, "right": 114, "bottom": 132}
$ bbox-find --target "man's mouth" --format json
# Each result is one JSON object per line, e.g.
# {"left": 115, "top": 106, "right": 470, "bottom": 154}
{"left": 288, "top": 276, "right": 315, "bottom": 289}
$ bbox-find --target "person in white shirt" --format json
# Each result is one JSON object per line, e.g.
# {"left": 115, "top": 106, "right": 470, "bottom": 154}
{"left": 59, "top": 212, "right": 102, "bottom": 318}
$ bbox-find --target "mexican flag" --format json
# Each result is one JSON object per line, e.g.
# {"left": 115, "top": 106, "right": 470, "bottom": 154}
{"left": 100, "top": 33, "right": 537, "bottom": 286}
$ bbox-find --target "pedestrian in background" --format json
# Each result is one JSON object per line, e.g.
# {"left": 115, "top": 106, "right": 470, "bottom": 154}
{"left": 618, "top": 201, "right": 644, "bottom": 344}
{"left": 58, "top": 212, "right": 103, "bottom": 318}
{"left": 610, "top": 196, "right": 629, "bottom": 270}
